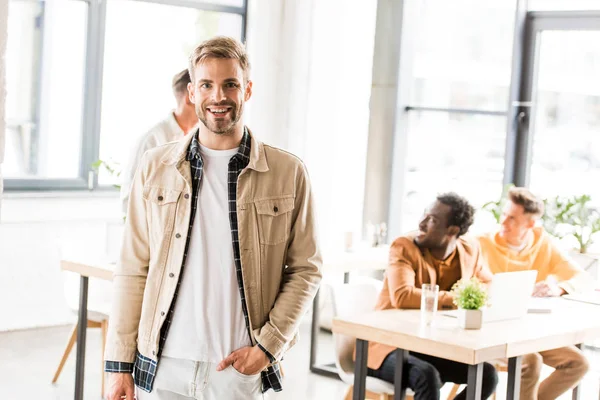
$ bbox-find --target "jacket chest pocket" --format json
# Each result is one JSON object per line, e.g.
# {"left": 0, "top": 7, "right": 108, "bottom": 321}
{"left": 143, "top": 186, "right": 182, "bottom": 234}
{"left": 254, "top": 197, "right": 294, "bottom": 245}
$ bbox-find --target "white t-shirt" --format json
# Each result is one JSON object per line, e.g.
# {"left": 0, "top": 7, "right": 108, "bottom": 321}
{"left": 162, "top": 145, "right": 251, "bottom": 362}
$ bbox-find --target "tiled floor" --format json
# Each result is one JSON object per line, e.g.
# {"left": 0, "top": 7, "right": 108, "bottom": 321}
{"left": 1, "top": 320, "right": 599, "bottom": 400}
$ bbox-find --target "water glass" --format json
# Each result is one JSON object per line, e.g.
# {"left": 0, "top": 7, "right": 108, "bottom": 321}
{"left": 421, "top": 283, "right": 439, "bottom": 325}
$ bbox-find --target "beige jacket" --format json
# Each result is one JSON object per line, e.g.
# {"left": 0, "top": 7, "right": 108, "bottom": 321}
{"left": 105, "top": 130, "right": 322, "bottom": 364}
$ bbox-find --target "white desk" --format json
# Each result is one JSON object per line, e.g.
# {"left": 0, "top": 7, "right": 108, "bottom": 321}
{"left": 332, "top": 299, "right": 600, "bottom": 400}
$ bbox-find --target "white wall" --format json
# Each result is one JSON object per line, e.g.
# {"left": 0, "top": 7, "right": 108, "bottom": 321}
{"left": 0, "top": 193, "right": 123, "bottom": 331}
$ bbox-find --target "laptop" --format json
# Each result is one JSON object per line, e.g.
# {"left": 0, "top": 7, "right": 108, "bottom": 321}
{"left": 442, "top": 270, "right": 538, "bottom": 322}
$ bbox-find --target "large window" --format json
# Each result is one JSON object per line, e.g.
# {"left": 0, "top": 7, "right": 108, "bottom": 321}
{"left": 4, "top": 0, "right": 247, "bottom": 190}
{"left": 398, "top": 0, "right": 516, "bottom": 233}
{"left": 99, "top": 1, "right": 243, "bottom": 185}
{"left": 527, "top": 31, "right": 600, "bottom": 202}
{"left": 5, "top": 0, "right": 87, "bottom": 181}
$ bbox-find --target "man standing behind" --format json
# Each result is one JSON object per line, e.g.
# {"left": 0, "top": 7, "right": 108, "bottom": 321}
{"left": 367, "top": 193, "right": 498, "bottom": 400}
{"left": 105, "top": 36, "right": 322, "bottom": 400}
{"left": 120, "top": 68, "right": 198, "bottom": 213}
{"left": 478, "top": 187, "right": 589, "bottom": 400}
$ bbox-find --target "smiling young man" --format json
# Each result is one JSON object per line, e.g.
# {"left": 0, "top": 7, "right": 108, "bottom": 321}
{"left": 104, "top": 36, "right": 322, "bottom": 400}
{"left": 478, "top": 187, "right": 589, "bottom": 400}
{"left": 367, "top": 193, "right": 498, "bottom": 400}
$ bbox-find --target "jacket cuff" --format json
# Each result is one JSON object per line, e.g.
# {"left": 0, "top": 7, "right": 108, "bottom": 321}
{"left": 105, "top": 360, "right": 134, "bottom": 373}
{"left": 257, "top": 342, "right": 276, "bottom": 363}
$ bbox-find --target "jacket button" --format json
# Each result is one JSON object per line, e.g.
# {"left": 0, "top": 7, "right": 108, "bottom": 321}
{"left": 273, "top": 206, "right": 278, "bottom": 213}
{"left": 169, "top": 273, "right": 175, "bottom": 278}
{"left": 175, "top": 233, "right": 181, "bottom": 238}
{"left": 184, "top": 194, "right": 190, "bottom": 199}
{"left": 152, "top": 351, "right": 156, "bottom": 355}
{"left": 158, "top": 196, "right": 164, "bottom": 201}
{"left": 161, "top": 311, "right": 165, "bottom": 316}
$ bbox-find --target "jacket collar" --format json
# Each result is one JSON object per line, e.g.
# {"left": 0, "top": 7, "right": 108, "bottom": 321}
{"left": 160, "top": 125, "right": 269, "bottom": 173}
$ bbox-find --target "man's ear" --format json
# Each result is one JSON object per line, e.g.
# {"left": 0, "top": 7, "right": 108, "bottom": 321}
{"left": 244, "top": 80, "right": 253, "bottom": 101}
{"left": 188, "top": 82, "right": 195, "bottom": 104}
{"left": 447, "top": 225, "right": 460, "bottom": 237}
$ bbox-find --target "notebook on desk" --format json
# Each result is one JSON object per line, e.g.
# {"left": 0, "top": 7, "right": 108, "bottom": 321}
{"left": 563, "top": 290, "right": 600, "bottom": 306}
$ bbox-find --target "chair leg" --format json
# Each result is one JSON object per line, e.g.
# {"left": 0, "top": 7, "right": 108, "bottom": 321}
{"left": 447, "top": 383, "right": 461, "bottom": 399}
{"left": 51, "top": 324, "right": 78, "bottom": 383}
{"left": 101, "top": 319, "right": 108, "bottom": 399}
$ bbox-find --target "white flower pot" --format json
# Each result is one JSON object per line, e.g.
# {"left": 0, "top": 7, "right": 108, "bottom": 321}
{"left": 458, "top": 308, "right": 483, "bottom": 330}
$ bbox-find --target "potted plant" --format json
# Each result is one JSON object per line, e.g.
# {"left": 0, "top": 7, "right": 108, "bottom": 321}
{"left": 542, "top": 194, "right": 600, "bottom": 254}
{"left": 451, "top": 278, "right": 488, "bottom": 330}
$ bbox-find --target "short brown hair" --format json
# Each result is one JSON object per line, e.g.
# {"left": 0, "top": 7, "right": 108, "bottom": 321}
{"left": 172, "top": 68, "right": 191, "bottom": 98}
{"left": 188, "top": 36, "right": 250, "bottom": 84}
{"left": 508, "top": 187, "right": 545, "bottom": 218}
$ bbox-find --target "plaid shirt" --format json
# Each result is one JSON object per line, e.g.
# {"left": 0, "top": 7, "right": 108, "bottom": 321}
{"left": 106, "top": 128, "right": 283, "bottom": 393}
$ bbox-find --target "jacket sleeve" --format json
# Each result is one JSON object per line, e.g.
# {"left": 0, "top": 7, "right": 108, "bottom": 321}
{"left": 549, "top": 244, "right": 591, "bottom": 294}
{"left": 105, "top": 152, "right": 151, "bottom": 365}
{"left": 472, "top": 240, "right": 493, "bottom": 284}
{"left": 253, "top": 163, "right": 322, "bottom": 361}
{"left": 386, "top": 241, "right": 454, "bottom": 310}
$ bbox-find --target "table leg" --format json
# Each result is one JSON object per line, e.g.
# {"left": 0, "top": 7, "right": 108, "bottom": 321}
{"left": 74, "top": 275, "right": 89, "bottom": 400}
{"left": 572, "top": 343, "right": 583, "bottom": 400}
{"left": 394, "top": 349, "right": 409, "bottom": 400}
{"left": 507, "top": 356, "right": 522, "bottom": 400}
{"left": 466, "top": 363, "right": 483, "bottom": 400}
{"left": 353, "top": 339, "right": 368, "bottom": 400}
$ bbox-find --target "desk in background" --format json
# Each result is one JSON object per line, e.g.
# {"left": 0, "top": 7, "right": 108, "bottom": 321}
{"left": 61, "top": 258, "right": 114, "bottom": 400}
{"left": 333, "top": 299, "right": 600, "bottom": 400}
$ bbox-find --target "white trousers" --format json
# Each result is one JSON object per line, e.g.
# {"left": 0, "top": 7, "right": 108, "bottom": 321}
{"left": 136, "top": 356, "right": 264, "bottom": 400}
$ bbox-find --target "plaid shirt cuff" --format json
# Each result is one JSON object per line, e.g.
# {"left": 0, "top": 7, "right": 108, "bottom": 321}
{"left": 105, "top": 360, "right": 134, "bottom": 373}
{"left": 257, "top": 343, "right": 276, "bottom": 363}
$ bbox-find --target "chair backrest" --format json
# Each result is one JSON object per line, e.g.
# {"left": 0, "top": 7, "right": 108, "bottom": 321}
{"left": 330, "top": 277, "right": 383, "bottom": 381}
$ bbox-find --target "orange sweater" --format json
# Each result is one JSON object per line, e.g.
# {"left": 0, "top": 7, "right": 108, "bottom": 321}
{"left": 478, "top": 227, "right": 585, "bottom": 294}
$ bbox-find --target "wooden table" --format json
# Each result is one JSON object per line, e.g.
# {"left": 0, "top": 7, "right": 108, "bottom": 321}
{"left": 61, "top": 259, "right": 115, "bottom": 400}
{"left": 332, "top": 299, "right": 600, "bottom": 400}
{"left": 310, "top": 245, "right": 389, "bottom": 378}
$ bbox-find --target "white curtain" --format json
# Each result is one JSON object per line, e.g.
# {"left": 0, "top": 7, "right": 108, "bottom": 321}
{"left": 246, "top": 0, "right": 378, "bottom": 251}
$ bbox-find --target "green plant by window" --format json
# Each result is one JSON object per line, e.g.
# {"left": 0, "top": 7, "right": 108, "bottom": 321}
{"left": 542, "top": 194, "right": 600, "bottom": 254}
{"left": 451, "top": 278, "right": 488, "bottom": 310}
{"left": 91, "top": 159, "right": 122, "bottom": 189}
{"left": 481, "top": 183, "right": 515, "bottom": 224}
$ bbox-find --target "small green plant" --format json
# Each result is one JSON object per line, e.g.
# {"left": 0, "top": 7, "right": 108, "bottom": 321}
{"left": 481, "top": 183, "right": 515, "bottom": 224}
{"left": 451, "top": 278, "right": 488, "bottom": 310}
{"left": 91, "top": 159, "right": 122, "bottom": 189}
{"left": 542, "top": 194, "right": 600, "bottom": 254}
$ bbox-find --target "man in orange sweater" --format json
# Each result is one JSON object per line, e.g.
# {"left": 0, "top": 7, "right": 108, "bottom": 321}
{"left": 367, "top": 193, "right": 498, "bottom": 400}
{"left": 478, "top": 187, "right": 589, "bottom": 400}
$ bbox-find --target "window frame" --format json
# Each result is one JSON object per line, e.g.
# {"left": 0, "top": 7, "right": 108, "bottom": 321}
{"left": 4, "top": 0, "right": 248, "bottom": 191}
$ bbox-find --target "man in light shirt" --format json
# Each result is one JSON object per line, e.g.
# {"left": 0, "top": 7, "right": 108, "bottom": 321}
{"left": 120, "top": 69, "right": 198, "bottom": 213}
{"left": 478, "top": 187, "right": 589, "bottom": 400}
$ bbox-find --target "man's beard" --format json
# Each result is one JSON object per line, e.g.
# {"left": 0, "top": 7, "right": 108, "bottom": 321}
{"left": 196, "top": 100, "right": 242, "bottom": 135}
